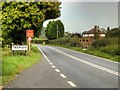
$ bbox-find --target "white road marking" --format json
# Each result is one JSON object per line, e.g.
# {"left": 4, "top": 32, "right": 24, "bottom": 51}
{"left": 38, "top": 46, "right": 77, "bottom": 87}
{"left": 52, "top": 46, "right": 118, "bottom": 64}
{"left": 55, "top": 69, "right": 60, "bottom": 72}
{"left": 67, "top": 81, "right": 77, "bottom": 87}
{"left": 49, "top": 63, "right": 53, "bottom": 65}
{"left": 60, "top": 74, "right": 67, "bottom": 79}
{"left": 48, "top": 47, "right": 120, "bottom": 76}
{"left": 52, "top": 65, "right": 56, "bottom": 68}
{"left": 39, "top": 48, "right": 49, "bottom": 61}
{"left": 47, "top": 60, "right": 50, "bottom": 63}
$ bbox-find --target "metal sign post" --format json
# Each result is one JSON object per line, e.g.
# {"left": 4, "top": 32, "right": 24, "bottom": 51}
{"left": 28, "top": 37, "right": 32, "bottom": 51}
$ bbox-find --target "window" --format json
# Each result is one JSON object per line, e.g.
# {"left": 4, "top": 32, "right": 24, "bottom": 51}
{"left": 89, "top": 34, "right": 94, "bottom": 37}
{"left": 100, "top": 34, "right": 105, "bottom": 37}
{"left": 83, "top": 34, "right": 88, "bottom": 37}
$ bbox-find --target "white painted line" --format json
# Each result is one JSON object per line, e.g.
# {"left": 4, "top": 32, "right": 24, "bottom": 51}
{"left": 49, "top": 62, "right": 52, "bottom": 64}
{"left": 60, "top": 74, "right": 66, "bottom": 79}
{"left": 39, "top": 48, "right": 49, "bottom": 61}
{"left": 55, "top": 69, "right": 60, "bottom": 72}
{"left": 48, "top": 47, "right": 120, "bottom": 76}
{"left": 57, "top": 46, "right": 118, "bottom": 64}
{"left": 67, "top": 81, "right": 77, "bottom": 87}
{"left": 47, "top": 60, "right": 50, "bottom": 63}
{"left": 52, "top": 65, "right": 56, "bottom": 68}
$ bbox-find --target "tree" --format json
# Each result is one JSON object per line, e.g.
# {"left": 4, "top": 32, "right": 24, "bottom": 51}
{"left": 106, "top": 27, "right": 119, "bottom": 38}
{"left": 71, "top": 32, "right": 82, "bottom": 38}
{"left": 45, "top": 20, "right": 64, "bottom": 40}
{"left": 2, "top": 2, "right": 61, "bottom": 44}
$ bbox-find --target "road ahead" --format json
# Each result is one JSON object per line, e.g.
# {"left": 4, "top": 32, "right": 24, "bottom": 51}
{"left": 6, "top": 44, "right": 119, "bottom": 88}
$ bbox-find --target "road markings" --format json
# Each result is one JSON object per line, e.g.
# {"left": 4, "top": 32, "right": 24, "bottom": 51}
{"left": 55, "top": 46, "right": 118, "bottom": 64}
{"left": 48, "top": 47, "right": 120, "bottom": 76}
{"left": 60, "top": 74, "right": 67, "bottom": 79}
{"left": 47, "top": 60, "right": 50, "bottom": 63}
{"left": 67, "top": 81, "right": 77, "bottom": 87}
{"left": 55, "top": 69, "right": 60, "bottom": 73}
{"left": 49, "top": 63, "right": 53, "bottom": 65}
{"left": 39, "top": 47, "right": 77, "bottom": 87}
{"left": 39, "top": 48, "right": 49, "bottom": 61}
{"left": 52, "top": 65, "right": 56, "bottom": 68}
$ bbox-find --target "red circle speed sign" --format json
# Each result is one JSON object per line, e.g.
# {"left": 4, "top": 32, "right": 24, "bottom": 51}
{"left": 28, "top": 37, "right": 32, "bottom": 42}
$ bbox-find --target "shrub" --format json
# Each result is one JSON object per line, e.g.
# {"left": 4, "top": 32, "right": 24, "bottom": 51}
{"left": 70, "top": 36, "right": 80, "bottom": 47}
{"left": 32, "top": 39, "right": 49, "bottom": 44}
{"left": 100, "top": 44, "right": 119, "bottom": 56}
{"left": 92, "top": 39, "right": 110, "bottom": 48}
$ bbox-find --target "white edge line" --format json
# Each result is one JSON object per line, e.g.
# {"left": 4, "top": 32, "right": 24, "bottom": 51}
{"left": 48, "top": 47, "right": 120, "bottom": 76}
{"left": 39, "top": 47, "right": 49, "bottom": 61}
{"left": 53, "top": 46, "right": 118, "bottom": 64}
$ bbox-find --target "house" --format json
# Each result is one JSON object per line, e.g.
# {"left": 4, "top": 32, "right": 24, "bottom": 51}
{"left": 80, "top": 25, "right": 106, "bottom": 48}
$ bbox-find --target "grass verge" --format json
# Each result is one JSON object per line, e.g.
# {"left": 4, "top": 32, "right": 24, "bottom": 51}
{"left": 2, "top": 46, "right": 42, "bottom": 86}
{"left": 47, "top": 44, "right": 119, "bottom": 62}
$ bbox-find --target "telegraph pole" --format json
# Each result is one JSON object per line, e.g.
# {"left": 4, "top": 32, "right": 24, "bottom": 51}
{"left": 57, "top": 24, "right": 58, "bottom": 38}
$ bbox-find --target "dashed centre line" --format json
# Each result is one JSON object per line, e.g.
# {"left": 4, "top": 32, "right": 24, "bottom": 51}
{"left": 67, "top": 81, "right": 77, "bottom": 87}
{"left": 39, "top": 47, "right": 77, "bottom": 88}
{"left": 49, "top": 63, "right": 53, "bottom": 65}
{"left": 55, "top": 69, "right": 60, "bottom": 73}
{"left": 48, "top": 47, "right": 120, "bottom": 76}
{"left": 60, "top": 74, "right": 67, "bottom": 79}
{"left": 52, "top": 65, "right": 56, "bottom": 68}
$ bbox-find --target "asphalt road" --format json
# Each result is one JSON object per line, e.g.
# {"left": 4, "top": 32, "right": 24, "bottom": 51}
{"left": 6, "top": 44, "right": 119, "bottom": 88}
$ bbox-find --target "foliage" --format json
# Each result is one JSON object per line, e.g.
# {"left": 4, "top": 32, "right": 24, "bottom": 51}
{"left": 33, "top": 39, "right": 49, "bottom": 44}
{"left": 70, "top": 35, "right": 80, "bottom": 47}
{"left": 92, "top": 38, "right": 110, "bottom": 48}
{"left": 2, "top": 2, "right": 61, "bottom": 45}
{"left": 71, "top": 32, "right": 82, "bottom": 38}
{"left": 2, "top": 46, "right": 41, "bottom": 85}
{"left": 49, "top": 37, "right": 70, "bottom": 45}
{"left": 49, "top": 35, "right": 81, "bottom": 47}
{"left": 106, "top": 27, "right": 120, "bottom": 38}
{"left": 45, "top": 20, "right": 64, "bottom": 40}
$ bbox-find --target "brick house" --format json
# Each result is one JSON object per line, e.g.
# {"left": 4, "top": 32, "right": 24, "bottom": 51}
{"left": 80, "top": 25, "right": 106, "bottom": 48}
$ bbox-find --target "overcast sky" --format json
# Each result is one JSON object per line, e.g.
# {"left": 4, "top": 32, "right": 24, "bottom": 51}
{"left": 43, "top": 1, "right": 118, "bottom": 33}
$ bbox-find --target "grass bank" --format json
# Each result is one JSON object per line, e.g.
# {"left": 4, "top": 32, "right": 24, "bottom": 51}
{"left": 48, "top": 44, "right": 119, "bottom": 62}
{"left": 2, "top": 46, "right": 42, "bottom": 86}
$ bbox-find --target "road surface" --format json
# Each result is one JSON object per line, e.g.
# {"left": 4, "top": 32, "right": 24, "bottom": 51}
{"left": 5, "top": 44, "right": 119, "bottom": 88}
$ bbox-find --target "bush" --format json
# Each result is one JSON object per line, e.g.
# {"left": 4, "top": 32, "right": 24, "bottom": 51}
{"left": 92, "top": 39, "right": 110, "bottom": 48}
{"left": 49, "top": 37, "right": 70, "bottom": 45}
{"left": 32, "top": 39, "right": 49, "bottom": 44}
{"left": 70, "top": 36, "right": 80, "bottom": 47}
{"left": 100, "top": 44, "right": 119, "bottom": 56}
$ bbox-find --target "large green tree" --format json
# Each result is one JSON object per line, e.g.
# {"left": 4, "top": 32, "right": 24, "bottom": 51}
{"left": 2, "top": 2, "right": 61, "bottom": 44}
{"left": 45, "top": 20, "right": 64, "bottom": 40}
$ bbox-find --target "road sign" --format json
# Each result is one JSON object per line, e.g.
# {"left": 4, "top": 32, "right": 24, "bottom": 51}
{"left": 12, "top": 45, "right": 28, "bottom": 51}
{"left": 26, "top": 30, "right": 34, "bottom": 37}
{"left": 28, "top": 37, "right": 32, "bottom": 42}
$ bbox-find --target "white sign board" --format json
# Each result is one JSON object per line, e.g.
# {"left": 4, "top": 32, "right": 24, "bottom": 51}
{"left": 12, "top": 45, "right": 28, "bottom": 51}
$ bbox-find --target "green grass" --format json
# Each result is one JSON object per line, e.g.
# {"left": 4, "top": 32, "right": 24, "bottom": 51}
{"left": 2, "top": 46, "right": 42, "bottom": 86}
{"left": 48, "top": 44, "right": 119, "bottom": 62}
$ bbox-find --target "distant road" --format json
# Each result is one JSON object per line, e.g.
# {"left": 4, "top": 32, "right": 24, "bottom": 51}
{"left": 6, "top": 44, "right": 119, "bottom": 88}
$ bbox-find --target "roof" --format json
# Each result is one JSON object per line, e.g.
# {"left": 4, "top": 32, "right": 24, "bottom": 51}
{"left": 82, "top": 28, "right": 105, "bottom": 34}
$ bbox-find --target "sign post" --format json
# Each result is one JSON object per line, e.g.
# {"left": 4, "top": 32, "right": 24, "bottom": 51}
{"left": 26, "top": 30, "right": 34, "bottom": 51}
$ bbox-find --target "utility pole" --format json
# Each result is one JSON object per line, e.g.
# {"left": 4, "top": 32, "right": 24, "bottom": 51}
{"left": 57, "top": 24, "right": 58, "bottom": 38}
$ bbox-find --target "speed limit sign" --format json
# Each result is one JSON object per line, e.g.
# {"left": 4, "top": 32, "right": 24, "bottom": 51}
{"left": 28, "top": 37, "right": 32, "bottom": 42}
